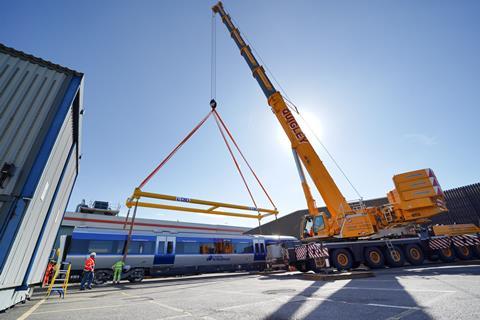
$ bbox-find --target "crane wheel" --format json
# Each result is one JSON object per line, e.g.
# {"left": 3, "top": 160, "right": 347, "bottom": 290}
{"left": 331, "top": 249, "right": 353, "bottom": 271}
{"left": 384, "top": 245, "right": 405, "bottom": 267}
{"left": 404, "top": 244, "right": 425, "bottom": 265}
{"left": 364, "top": 247, "right": 385, "bottom": 269}
{"left": 471, "top": 245, "right": 480, "bottom": 258}
{"left": 438, "top": 247, "right": 456, "bottom": 262}
{"left": 454, "top": 245, "right": 473, "bottom": 260}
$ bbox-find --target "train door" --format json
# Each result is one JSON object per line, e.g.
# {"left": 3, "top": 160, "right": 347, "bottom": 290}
{"left": 253, "top": 238, "right": 266, "bottom": 261}
{"left": 154, "top": 236, "right": 175, "bottom": 265}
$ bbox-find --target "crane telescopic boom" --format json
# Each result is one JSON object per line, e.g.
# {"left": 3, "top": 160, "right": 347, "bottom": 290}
{"left": 212, "top": 1, "right": 352, "bottom": 221}
{"left": 213, "top": 1, "right": 448, "bottom": 240}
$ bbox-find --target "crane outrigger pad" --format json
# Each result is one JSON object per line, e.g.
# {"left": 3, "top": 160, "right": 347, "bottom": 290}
{"left": 126, "top": 188, "right": 278, "bottom": 220}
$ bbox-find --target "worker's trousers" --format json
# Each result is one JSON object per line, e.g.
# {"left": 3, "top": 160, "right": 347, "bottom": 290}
{"left": 80, "top": 271, "right": 94, "bottom": 289}
{"left": 113, "top": 269, "right": 122, "bottom": 282}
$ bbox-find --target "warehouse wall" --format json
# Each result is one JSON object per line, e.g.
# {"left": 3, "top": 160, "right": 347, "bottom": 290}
{"left": 246, "top": 183, "right": 480, "bottom": 237}
{"left": 0, "top": 43, "right": 83, "bottom": 310}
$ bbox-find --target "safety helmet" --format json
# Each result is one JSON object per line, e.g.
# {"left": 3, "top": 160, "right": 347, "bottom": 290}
{"left": 90, "top": 252, "right": 96, "bottom": 257}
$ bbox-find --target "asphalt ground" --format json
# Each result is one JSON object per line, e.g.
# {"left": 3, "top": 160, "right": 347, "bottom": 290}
{"left": 3, "top": 261, "right": 480, "bottom": 320}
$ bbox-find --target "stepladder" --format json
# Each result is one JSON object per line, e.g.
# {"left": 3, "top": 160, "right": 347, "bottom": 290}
{"left": 45, "top": 262, "right": 71, "bottom": 299}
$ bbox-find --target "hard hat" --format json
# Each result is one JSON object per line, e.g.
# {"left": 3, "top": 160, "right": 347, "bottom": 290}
{"left": 90, "top": 252, "right": 96, "bottom": 257}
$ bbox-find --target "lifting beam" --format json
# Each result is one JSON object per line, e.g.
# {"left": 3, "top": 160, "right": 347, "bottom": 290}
{"left": 126, "top": 188, "right": 278, "bottom": 220}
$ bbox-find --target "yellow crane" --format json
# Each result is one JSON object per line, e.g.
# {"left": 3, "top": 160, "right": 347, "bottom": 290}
{"left": 212, "top": 2, "right": 480, "bottom": 271}
{"left": 212, "top": 1, "right": 480, "bottom": 270}
{"left": 212, "top": 2, "right": 447, "bottom": 239}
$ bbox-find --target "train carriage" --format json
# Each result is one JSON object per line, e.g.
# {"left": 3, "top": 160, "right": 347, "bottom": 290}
{"left": 63, "top": 228, "right": 296, "bottom": 283}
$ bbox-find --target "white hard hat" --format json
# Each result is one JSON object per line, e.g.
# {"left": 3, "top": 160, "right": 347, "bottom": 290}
{"left": 90, "top": 252, "right": 96, "bottom": 257}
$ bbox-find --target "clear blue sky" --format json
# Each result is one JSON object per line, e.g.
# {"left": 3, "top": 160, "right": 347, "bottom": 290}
{"left": 2, "top": 1, "right": 479, "bottom": 228}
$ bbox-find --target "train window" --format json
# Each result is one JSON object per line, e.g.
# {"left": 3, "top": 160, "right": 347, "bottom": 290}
{"left": 69, "top": 239, "right": 89, "bottom": 254}
{"left": 69, "top": 239, "right": 125, "bottom": 255}
{"left": 260, "top": 243, "right": 265, "bottom": 253}
{"left": 115, "top": 241, "right": 126, "bottom": 255}
{"left": 254, "top": 243, "right": 260, "bottom": 253}
{"left": 167, "top": 241, "right": 174, "bottom": 254}
{"left": 128, "top": 241, "right": 155, "bottom": 255}
{"left": 142, "top": 241, "right": 155, "bottom": 254}
{"left": 176, "top": 241, "right": 199, "bottom": 254}
{"left": 199, "top": 241, "right": 215, "bottom": 254}
{"left": 157, "top": 241, "right": 165, "bottom": 254}
{"left": 215, "top": 240, "right": 233, "bottom": 254}
{"left": 233, "top": 241, "right": 253, "bottom": 254}
{"left": 88, "top": 240, "right": 114, "bottom": 254}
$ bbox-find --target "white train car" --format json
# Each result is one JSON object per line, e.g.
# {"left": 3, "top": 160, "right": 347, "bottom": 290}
{"left": 0, "top": 44, "right": 83, "bottom": 310}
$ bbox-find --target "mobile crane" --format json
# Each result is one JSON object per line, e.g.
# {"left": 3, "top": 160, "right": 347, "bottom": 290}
{"left": 212, "top": 2, "right": 480, "bottom": 271}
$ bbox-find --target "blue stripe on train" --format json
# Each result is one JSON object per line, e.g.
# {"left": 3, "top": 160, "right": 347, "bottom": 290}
{"left": 72, "top": 232, "right": 155, "bottom": 242}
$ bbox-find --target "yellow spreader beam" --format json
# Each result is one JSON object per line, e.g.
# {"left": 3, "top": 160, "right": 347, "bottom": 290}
{"left": 126, "top": 188, "right": 278, "bottom": 220}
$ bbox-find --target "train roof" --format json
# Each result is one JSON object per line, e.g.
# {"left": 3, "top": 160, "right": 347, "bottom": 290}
{"left": 72, "top": 227, "right": 297, "bottom": 240}
{"left": 72, "top": 227, "right": 255, "bottom": 239}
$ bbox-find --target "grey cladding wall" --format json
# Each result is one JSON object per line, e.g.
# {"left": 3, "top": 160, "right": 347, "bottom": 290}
{"left": 0, "top": 43, "right": 83, "bottom": 310}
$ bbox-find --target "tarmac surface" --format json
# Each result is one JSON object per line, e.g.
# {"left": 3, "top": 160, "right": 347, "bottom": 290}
{"left": 3, "top": 261, "right": 480, "bottom": 320}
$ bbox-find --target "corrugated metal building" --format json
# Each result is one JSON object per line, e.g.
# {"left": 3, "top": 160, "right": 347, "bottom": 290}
{"left": 0, "top": 43, "right": 83, "bottom": 310}
{"left": 246, "top": 183, "right": 480, "bottom": 237}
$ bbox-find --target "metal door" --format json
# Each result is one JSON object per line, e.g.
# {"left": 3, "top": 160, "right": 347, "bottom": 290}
{"left": 253, "top": 238, "right": 266, "bottom": 261}
{"left": 154, "top": 236, "right": 175, "bottom": 265}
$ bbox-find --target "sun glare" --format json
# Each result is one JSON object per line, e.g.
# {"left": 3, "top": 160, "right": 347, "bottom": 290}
{"left": 275, "top": 107, "right": 325, "bottom": 152}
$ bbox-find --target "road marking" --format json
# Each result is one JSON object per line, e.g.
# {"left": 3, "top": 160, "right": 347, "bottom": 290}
{"left": 159, "top": 315, "right": 191, "bottom": 320}
{"left": 120, "top": 291, "right": 189, "bottom": 314}
{"left": 217, "top": 299, "right": 273, "bottom": 311}
{"left": 33, "top": 302, "right": 145, "bottom": 315}
{"left": 367, "top": 303, "right": 419, "bottom": 310}
{"left": 403, "top": 264, "right": 480, "bottom": 272}
{"left": 149, "top": 300, "right": 188, "bottom": 314}
{"left": 17, "top": 298, "right": 45, "bottom": 320}
{"left": 385, "top": 291, "right": 456, "bottom": 320}
{"left": 302, "top": 296, "right": 419, "bottom": 310}
{"left": 312, "top": 285, "right": 456, "bottom": 293}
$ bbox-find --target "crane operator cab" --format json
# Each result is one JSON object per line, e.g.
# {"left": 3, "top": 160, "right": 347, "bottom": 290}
{"left": 301, "top": 214, "right": 326, "bottom": 239}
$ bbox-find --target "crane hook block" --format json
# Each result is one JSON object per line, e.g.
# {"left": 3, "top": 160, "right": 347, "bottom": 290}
{"left": 210, "top": 99, "right": 217, "bottom": 109}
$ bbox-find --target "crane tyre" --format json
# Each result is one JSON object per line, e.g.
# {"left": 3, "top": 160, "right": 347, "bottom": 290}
{"left": 404, "top": 244, "right": 424, "bottom": 265}
{"left": 438, "top": 247, "right": 456, "bottom": 262}
{"left": 384, "top": 245, "right": 405, "bottom": 267}
{"left": 454, "top": 245, "right": 473, "bottom": 260}
{"left": 364, "top": 247, "right": 385, "bottom": 269}
{"left": 331, "top": 249, "right": 353, "bottom": 271}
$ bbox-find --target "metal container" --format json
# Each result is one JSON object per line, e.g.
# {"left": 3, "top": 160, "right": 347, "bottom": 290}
{"left": 0, "top": 43, "right": 83, "bottom": 310}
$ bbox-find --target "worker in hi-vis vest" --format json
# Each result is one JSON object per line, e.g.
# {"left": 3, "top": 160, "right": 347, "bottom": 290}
{"left": 112, "top": 260, "right": 125, "bottom": 284}
{"left": 80, "top": 252, "right": 96, "bottom": 290}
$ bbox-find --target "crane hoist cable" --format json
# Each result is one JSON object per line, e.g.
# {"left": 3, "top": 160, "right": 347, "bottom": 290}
{"left": 211, "top": 11, "right": 217, "bottom": 100}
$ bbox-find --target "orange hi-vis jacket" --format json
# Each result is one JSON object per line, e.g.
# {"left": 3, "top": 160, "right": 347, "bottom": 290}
{"left": 84, "top": 257, "right": 95, "bottom": 272}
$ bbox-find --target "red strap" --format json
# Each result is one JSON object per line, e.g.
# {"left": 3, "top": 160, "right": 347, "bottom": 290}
{"left": 213, "top": 110, "right": 277, "bottom": 210}
{"left": 213, "top": 113, "right": 260, "bottom": 213}
{"left": 138, "top": 111, "right": 214, "bottom": 189}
